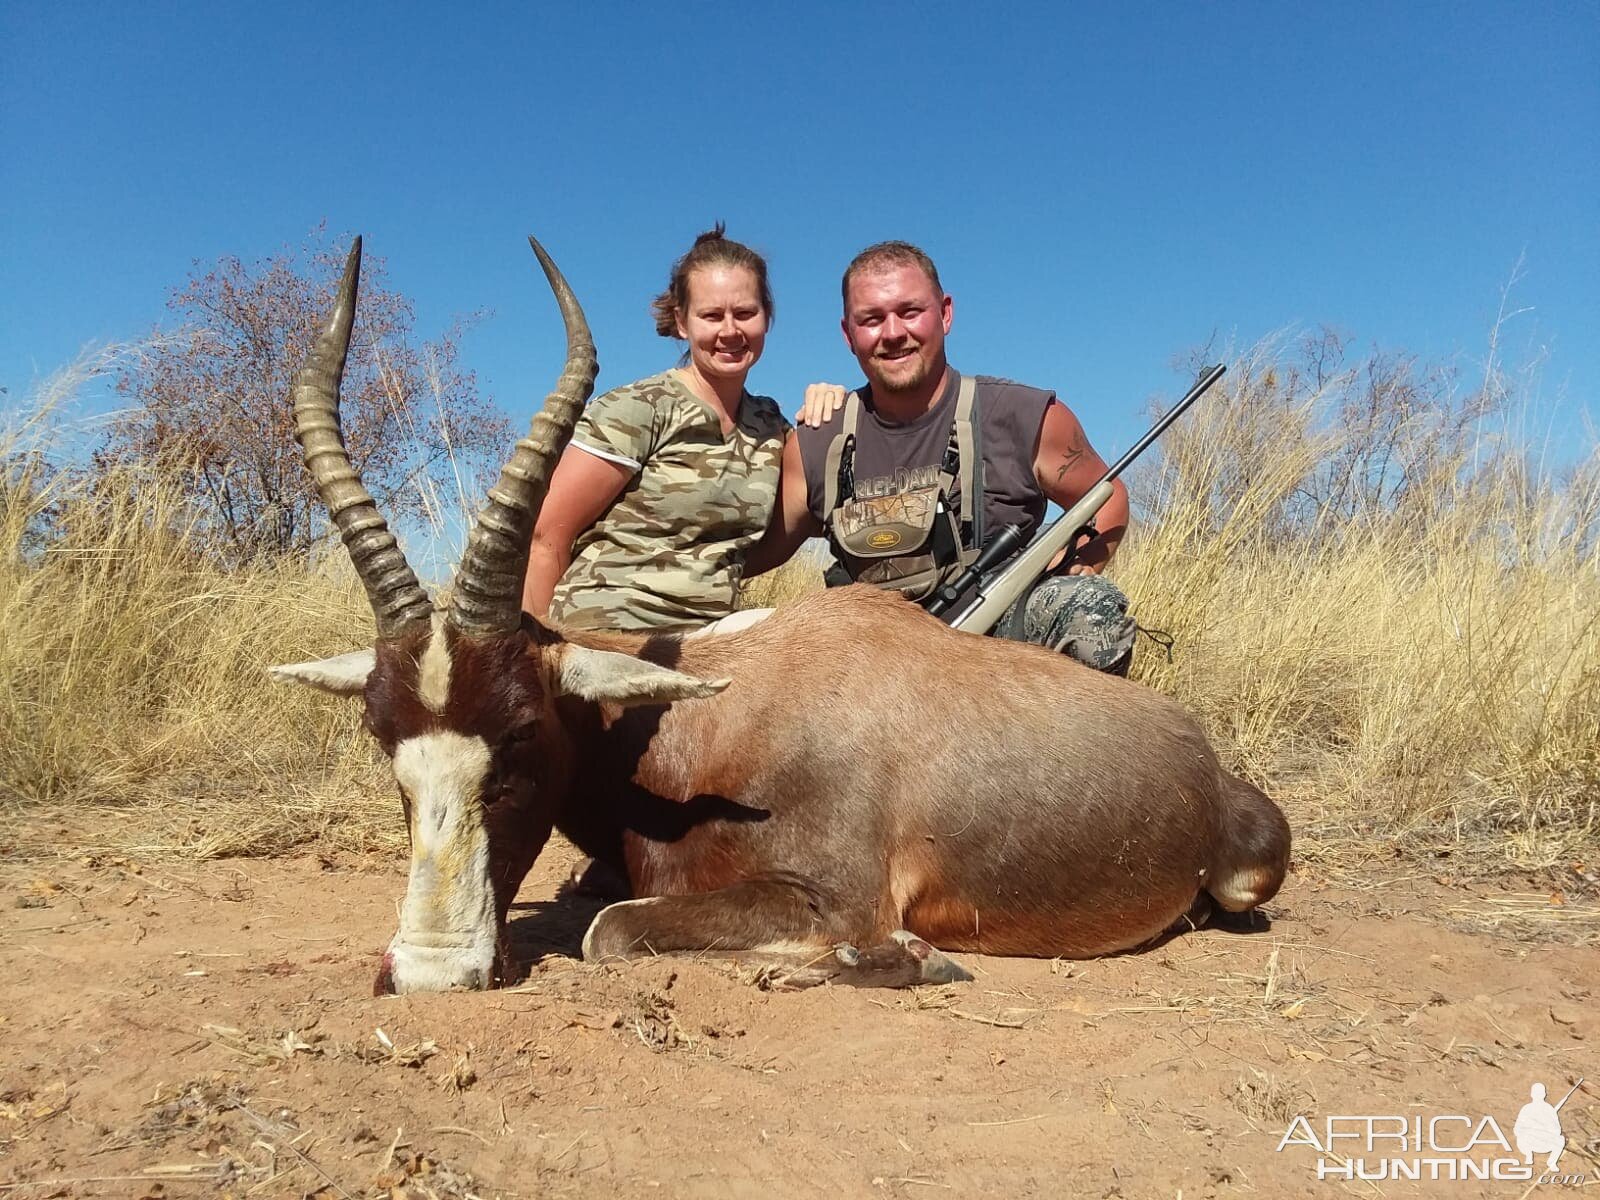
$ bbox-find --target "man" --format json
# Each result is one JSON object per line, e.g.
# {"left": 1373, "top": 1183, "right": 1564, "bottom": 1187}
{"left": 1514, "top": 1082, "right": 1567, "bottom": 1171}
{"left": 746, "top": 241, "right": 1136, "bottom": 674}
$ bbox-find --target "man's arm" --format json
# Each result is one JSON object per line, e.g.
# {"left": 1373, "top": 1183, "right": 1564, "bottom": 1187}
{"left": 743, "top": 431, "right": 823, "bottom": 577}
{"left": 1032, "top": 400, "right": 1130, "bottom": 574}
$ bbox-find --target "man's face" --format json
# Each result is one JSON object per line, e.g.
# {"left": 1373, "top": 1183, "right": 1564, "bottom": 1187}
{"left": 842, "top": 263, "right": 953, "bottom": 395}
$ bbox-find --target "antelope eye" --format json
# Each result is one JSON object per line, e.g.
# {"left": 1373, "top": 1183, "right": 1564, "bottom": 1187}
{"left": 486, "top": 765, "right": 532, "bottom": 809}
{"left": 502, "top": 722, "right": 539, "bottom": 749}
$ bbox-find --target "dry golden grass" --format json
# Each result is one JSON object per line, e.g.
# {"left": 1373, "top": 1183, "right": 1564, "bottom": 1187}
{"left": 2, "top": 338, "right": 1595, "bottom": 882}
{"left": 1116, "top": 341, "right": 1599, "bottom": 875}
{"left": 1, "top": 350, "right": 395, "bottom": 858}
{"left": 738, "top": 542, "right": 829, "bottom": 610}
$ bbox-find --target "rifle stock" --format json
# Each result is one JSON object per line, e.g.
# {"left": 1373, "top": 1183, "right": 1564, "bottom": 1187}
{"left": 947, "top": 481, "right": 1115, "bottom": 633}
{"left": 941, "top": 363, "right": 1227, "bottom": 634}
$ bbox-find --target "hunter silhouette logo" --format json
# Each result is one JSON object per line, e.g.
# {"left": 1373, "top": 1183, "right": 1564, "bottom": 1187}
{"left": 1276, "top": 1077, "right": 1587, "bottom": 1184}
{"left": 1515, "top": 1080, "right": 1581, "bottom": 1171}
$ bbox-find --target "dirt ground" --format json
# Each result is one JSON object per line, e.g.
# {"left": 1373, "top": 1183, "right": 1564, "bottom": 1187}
{"left": 1, "top": 838, "right": 1594, "bottom": 1199}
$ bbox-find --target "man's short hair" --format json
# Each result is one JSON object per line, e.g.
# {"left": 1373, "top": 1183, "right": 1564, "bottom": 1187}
{"left": 841, "top": 241, "right": 943, "bottom": 309}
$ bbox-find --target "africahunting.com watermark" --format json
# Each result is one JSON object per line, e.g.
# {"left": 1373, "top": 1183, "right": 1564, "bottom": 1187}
{"left": 1277, "top": 1078, "right": 1588, "bottom": 1184}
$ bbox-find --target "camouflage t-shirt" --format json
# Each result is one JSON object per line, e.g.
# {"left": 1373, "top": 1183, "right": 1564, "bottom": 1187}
{"left": 549, "top": 370, "right": 790, "bottom": 632}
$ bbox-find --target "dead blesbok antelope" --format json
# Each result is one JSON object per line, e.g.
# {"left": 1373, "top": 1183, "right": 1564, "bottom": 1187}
{"left": 272, "top": 236, "right": 1292, "bottom": 995}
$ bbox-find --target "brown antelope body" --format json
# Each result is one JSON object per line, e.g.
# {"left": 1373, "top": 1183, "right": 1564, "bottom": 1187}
{"left": 274, "top": 238, "right": 1291, "bottom": 994}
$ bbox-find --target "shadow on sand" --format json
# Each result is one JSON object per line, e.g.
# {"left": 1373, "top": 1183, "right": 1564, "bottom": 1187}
{"left": 505, "top": 886, "right": 606, "bottom": 973}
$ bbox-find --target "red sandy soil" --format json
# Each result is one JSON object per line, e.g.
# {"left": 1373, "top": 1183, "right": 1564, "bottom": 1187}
{"left": 1, "top": 840, "right": 1594, "bottom": 1199}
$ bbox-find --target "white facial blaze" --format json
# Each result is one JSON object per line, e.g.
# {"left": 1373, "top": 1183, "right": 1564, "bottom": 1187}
{"left": 387, "top": 731, "right": 496, "bottom": 992}
{"left": 415, "top": 614, "right": 452, "bottom": 714}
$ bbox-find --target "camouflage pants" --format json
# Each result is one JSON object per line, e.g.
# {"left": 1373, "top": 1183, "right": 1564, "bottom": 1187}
{"left": 994, "top": 574, "right": 1136, "bottom": 675}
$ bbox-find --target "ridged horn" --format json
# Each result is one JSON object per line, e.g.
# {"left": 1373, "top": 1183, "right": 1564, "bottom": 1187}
{"left": 449, "top": 235, "right": 598, "bottom": 635}
{"left": 290, "top": 237, "right": 434, "bottom": 638}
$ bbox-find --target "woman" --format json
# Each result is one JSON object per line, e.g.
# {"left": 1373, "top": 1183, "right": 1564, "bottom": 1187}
{"left": 521, "top": 226, "right": 789, "bottom": 632}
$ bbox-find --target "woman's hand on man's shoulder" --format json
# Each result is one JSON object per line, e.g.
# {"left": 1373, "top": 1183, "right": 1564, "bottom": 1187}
{"left": 796, "top": 383, "right": 848, "bottom": 429}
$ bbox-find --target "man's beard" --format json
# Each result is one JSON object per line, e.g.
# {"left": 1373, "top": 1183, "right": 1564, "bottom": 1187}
{"left": 868, "top": 348, "right": 933, "bottom": 395}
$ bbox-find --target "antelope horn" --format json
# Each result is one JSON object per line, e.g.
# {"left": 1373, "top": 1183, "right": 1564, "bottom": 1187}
{"left": 289, "top": 238, "right": 433, "bottom": 638}
{"left": 449, "top": 235, "right": 598, "bottom": 635}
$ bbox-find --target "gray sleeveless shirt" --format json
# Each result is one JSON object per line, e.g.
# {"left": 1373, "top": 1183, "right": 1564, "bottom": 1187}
{"left": 796, "top": 370, "right": 1053, "bottom": 553}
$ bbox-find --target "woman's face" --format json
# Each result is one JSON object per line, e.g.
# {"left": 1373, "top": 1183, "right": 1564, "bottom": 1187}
{"left": 675, "top": 264, "right": 768, "bottom": 385}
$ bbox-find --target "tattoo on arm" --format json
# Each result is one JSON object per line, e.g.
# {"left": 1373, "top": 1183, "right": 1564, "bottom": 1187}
{"left": 1054, "top": 430, "right": 1088, "bottom": 483}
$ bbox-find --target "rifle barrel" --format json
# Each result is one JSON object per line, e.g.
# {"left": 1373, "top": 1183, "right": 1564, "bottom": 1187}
{"left": 1101, "top": 362, "right": 1226, "bottom": 482}
{"left": 943, "top": 362, "right": 1227, "bottom": 634}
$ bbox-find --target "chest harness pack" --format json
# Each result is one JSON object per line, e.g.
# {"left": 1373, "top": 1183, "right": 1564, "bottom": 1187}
{"left": 820, "top": 376, "right": 983, "bottom": 602}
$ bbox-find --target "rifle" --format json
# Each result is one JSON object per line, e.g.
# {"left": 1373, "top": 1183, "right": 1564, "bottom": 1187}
{"left": 925, "top": 363, "right": 1227, "bottom": 633}
{"left": 1553, "top": 1078, "right": 1585, "bottom": 1112}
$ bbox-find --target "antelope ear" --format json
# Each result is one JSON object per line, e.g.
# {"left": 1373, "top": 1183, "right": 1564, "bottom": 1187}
{"left": 268, "top": 649, "right": 376, "bottom": 697}
{"left": 552, "top": 645, "right": 730, "bottom": 707}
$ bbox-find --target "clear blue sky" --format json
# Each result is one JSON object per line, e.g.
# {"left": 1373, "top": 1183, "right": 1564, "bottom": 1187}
{"left": 3, "top": 2, "right": 1596, "bottom": 466}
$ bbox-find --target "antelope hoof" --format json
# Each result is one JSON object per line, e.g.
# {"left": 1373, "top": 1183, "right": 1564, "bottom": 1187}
{"left": 890, "top": 929, "right": 973, "bottom": 984}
